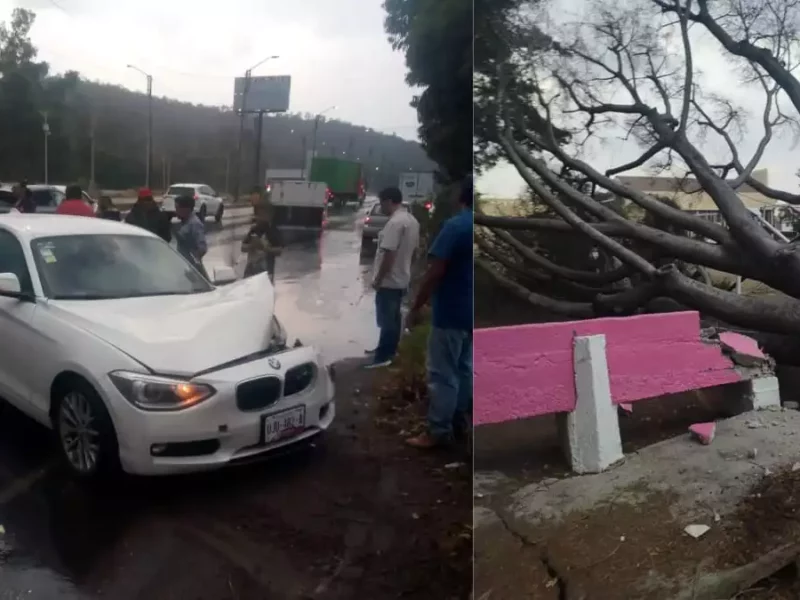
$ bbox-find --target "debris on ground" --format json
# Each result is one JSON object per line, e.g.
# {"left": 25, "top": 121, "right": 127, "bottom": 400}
{"left": 684, "top": 524, "right": 711, "bottom": 539}
{"left": 689, "top": 422, "right": 716, "bottom": 445}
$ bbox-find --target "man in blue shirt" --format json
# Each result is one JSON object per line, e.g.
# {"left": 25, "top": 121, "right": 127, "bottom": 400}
{"left": 406, "top": 177, "right": 473, "bottom": 449}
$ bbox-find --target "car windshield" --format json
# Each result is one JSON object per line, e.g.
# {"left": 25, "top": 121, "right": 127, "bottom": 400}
{"left": 31, "top": 234, "right": 213, "bottom": 300}
{"left": 0, "top": 191, "right": 15, "bottom": 206}
{"left": 167, "top": 186, "right": 195, "bottom": 196}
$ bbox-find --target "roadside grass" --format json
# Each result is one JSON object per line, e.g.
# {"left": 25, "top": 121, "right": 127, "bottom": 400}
{"left": 374, "top": 318, "right": 431, "bottom": 433}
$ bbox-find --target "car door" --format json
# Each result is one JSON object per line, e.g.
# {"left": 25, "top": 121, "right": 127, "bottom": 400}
{"left": 201, "top": 186, "right": 217, "bottom": 212}
{"left": 32, "top": 188, "right": 60, "bottom": 213}
{"left": 0, "top": 229, "right": 43, "bottom": 418}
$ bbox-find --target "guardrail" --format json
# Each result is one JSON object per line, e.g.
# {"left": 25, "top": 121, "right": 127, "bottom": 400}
{"left": 474, "top": 311, "right": 780, "bottom": 473}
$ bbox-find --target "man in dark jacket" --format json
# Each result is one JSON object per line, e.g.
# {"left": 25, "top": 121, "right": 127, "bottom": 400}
{"left": 125, "top": 188, "right": 171, "bottom": 242}
{"left": 14, "top": 181, "right": 35, "bottom": 213}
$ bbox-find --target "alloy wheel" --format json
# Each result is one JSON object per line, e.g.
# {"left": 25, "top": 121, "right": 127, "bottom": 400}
{"left": 59, "top": 392, "right": 101, "bottom": 474}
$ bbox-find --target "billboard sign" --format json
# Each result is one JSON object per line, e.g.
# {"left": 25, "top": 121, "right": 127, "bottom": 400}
{"left": 233, "top": 75, "right": 291, "bottom": 113}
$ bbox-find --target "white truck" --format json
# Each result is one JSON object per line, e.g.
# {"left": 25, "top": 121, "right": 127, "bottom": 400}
{"left": 399, "top": 172, "right": 435, "bottom": 206}
{"left": 268, "top": 180, "right": 327, "bottom": 231}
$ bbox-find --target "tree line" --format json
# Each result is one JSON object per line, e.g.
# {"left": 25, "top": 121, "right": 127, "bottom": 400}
{"left": 0, "top": 8, "right": 434, "bottom": 193}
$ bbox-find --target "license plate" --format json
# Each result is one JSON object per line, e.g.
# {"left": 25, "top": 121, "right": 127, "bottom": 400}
{"left": 259, "top": 406, "right": 306, "bottom": 445}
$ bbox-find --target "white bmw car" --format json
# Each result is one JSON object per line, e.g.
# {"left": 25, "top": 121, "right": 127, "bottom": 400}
{"left": 0, "top": 215, "right": 335, "bottom": 478}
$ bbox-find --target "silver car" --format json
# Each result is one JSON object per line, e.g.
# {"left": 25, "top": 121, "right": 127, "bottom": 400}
{"left": 361, "top": 201, "right": 411, "bottom": 246}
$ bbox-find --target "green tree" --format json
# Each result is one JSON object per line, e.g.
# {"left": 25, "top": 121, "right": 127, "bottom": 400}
{"left": 383, "top": 0, "right": 472, "bottom": 180}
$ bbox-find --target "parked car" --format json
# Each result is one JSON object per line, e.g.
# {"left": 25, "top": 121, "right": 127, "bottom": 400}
{"left": 161, "top": 183, "right": 225, "bottom": 222}
{"left": 0, "top": 215, "right": 335, "bottom": 479}
{"left": 361, "top": 201, "right": 410, "bottom": 247}
{"left": 0, "top": 185, "right": 97, "bottom": 215}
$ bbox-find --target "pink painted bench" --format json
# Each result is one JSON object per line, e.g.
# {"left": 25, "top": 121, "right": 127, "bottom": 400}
{"left": 474, "top": 311, "right": 779, "bottom": 473}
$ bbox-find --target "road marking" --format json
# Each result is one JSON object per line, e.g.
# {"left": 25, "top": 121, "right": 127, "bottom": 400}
{"left": 0, "top": 462, "right": 55, "bottom": 506}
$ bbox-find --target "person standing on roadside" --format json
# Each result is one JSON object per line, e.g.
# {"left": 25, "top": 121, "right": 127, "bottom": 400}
{"left": 56, "top": 184, "right": 94, "bottom": 217}
{"left": 405, "top": 177, "right": 474, "bottom": 449}
{"left": 125, "top": 188, "right": 171, "bottom": 242}
{"left": 365, "top": 186, "right": 420, "bottom": 370}
{"left": 174, "top": 195, "right": 209, "bottom": 279}
{"left": 14, "top": 181, "right": 35, "bottom": 214}
{"left": 96, "top": 196, "right": 121, "bottom": 221}
{"left": 242, "top": 205, "right": 283, "bottom": 282}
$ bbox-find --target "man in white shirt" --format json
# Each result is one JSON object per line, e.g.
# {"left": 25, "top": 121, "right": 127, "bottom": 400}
{"left": 366, "top": 186, "right": 420, "bottom": 369}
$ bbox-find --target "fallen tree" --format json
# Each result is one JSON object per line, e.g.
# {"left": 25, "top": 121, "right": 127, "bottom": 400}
{"left": 475, "top": 0, "right": 800, "bottom": 363}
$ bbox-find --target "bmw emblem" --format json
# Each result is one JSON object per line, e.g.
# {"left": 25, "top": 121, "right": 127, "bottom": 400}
{"left": 268, "top": 358, "right": 281, "bottom": 370}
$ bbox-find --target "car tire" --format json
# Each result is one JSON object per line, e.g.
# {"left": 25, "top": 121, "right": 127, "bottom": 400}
{"left": 215, "top": 203, "right": 224, "bottom": 223}
{"left": 53, "top": 378, "right": 120, "bottom": 481}
{"left": 197, "top": 204, "right": 208, "bottom": 221}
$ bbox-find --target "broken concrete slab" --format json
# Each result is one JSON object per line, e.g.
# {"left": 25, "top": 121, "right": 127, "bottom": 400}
{"left": 689, "top": 422, "right": 716, "bottom": 445}
{"left": 478, "top": 409, "right": 800, "bottom": 600}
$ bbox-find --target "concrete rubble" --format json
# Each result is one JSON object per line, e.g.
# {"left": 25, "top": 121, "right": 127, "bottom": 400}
{"left": 475, "top": 409, "right": 800, "bottom": 600}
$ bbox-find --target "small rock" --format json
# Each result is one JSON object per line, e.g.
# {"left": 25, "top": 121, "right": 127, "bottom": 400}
{"left": 765, "top": 468, "right": 773, "bottom": 476}
{"left": 541, "top": 477, "right": 559, "bottom": 486}
{"left": 684, "top": 524, "right": 711, "bottom": 539}
{"left": 785, "top": 401, "right": 799, "bottom": 410}
{"left": 713, "top": 512, "right": 721, "bottom": 522}
{"left": 791, "top": 462, "right": 800, "bottom": 472}
{"left": 619, "top": 535, "right": 626, "bottom": 542}
{"left": 689, "top": 422, "right": 716, "bottom": 445}
{"left": 749, "top": 448, "right": 758, "bottom": 459}
{"left": 444, "top": 462, "right": 464, "bottom": 469}
{"left": 746, "top": 420, "right": 764, "bottom": 429}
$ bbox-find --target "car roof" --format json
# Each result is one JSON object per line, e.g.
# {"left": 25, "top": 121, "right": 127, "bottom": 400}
{"left": 0, "top": 214, "right": 154, "bottom": 240}
{"left": 168, "top": 183, "right": 204, "bottom": 188}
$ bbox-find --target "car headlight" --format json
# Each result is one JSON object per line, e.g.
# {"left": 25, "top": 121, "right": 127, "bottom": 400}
{"left": 109, "top": 371, "right": 216, "bottom": 411}
{"left": 268, "top": 316, "right": 287, "bottom": 352}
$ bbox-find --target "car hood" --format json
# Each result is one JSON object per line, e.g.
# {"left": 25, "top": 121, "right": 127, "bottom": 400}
{"left": 45, "top": 274, "right": 275, "bottom": 375}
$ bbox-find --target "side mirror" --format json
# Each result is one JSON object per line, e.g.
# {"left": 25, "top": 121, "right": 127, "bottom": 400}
{"left": 0, "top": 272, "right": 21, "bottom": 294}
{"left": 212, "top": 265, "right": 237, "bottom": 285}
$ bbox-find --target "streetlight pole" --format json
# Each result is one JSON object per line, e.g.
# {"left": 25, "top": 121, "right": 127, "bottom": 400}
{"left": 127, "top": 64, "right": 153, "bottom": 188}
{"left": 41, "top": 112, "right": 50, "bottom": 184}
{"left": 310, "top": 105, "right": 337, "bottom": 163}
{"left": 232, "top": 55, "right": 279, "bottom": 204}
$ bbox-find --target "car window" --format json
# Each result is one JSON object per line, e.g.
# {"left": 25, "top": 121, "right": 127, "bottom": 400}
{"left": 166, "top": 186, "right": 195, "bottom": 197}
{"left": 0, "top": 230, "right": 33, "bottom": 294}
{"left": 32, "top": 189, "right": 57, "bottom": 207}
{"left": 204, "top": 186, "right": 216, "bottom": 197}
{"left": 30, "top": 234, "right": 213, "bottom": 300}
{"left": 370, "top": 204, "right": 387, "bottom": 216}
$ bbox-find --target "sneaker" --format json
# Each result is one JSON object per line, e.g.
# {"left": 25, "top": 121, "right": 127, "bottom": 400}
{"left": 406, "top": 432, "right": 451, "bottom": 449}
{"left": 363, "top": 360, "right": 392, "bottom": 370}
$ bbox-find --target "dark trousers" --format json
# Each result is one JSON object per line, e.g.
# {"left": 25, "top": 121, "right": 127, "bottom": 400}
{"left": 374, "top": 287, "right": 405, "bottom": 363}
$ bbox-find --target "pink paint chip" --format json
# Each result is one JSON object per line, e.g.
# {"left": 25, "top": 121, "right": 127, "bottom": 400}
{"left": 689, "top": 422, "right": 716, "bottom": 445}
{"left": 619, "top": 403, "right": 633, "bottom": 414}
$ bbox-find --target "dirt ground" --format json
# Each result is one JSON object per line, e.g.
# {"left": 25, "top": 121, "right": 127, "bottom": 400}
{"left": 148, "top": 358, "right": 472, "bottom": 600}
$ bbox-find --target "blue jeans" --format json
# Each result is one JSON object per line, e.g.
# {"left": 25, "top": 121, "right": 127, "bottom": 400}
{"left": 374, "top": 287, "right": 405, "bottom": 363}
{"left": 427, "top": 327, "right": 473, "bottom": 440}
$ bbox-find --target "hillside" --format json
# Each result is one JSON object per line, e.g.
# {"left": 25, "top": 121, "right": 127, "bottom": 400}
{"left": 75, "top": 80, "right": 435, "bottom": 192}
{"left": 0, "top": 8, "right": 434, "bottom": 192}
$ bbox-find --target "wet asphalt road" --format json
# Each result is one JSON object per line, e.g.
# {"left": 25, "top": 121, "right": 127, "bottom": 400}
{"left": 0, "top": 202, "right": 381, "bottom": 599}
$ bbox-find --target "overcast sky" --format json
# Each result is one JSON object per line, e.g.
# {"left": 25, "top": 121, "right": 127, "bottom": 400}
{"left": 1, "top": 0, "right": 420, "bottom": 140}
{"left": 478, "top": 0, "right": 800, "bottom": 200}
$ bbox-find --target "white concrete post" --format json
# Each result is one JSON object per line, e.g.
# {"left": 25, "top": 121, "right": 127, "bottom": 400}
{"left": 562, "top": 334, "right": 624, "bottom": 474}
{"left": 749, "top": 375, "right": 781, "bottom": 410}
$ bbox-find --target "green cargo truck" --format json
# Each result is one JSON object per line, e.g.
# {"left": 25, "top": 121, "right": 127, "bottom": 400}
{"left": 308, "top": 157, "right": 365, "bottom": 208}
